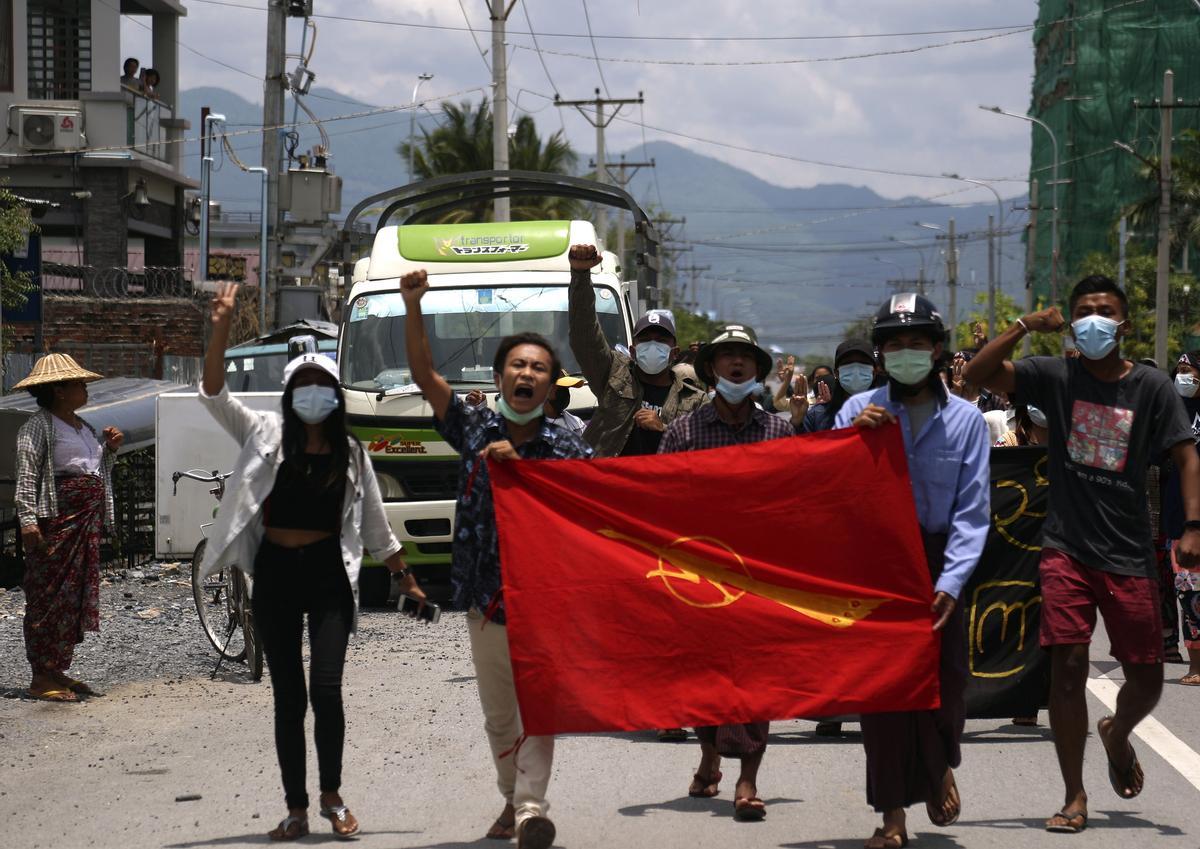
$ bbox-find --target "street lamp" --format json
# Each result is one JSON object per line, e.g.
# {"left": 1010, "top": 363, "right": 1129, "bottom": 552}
{"left": 943, "top": 172, "right": 1004, "bottom": 336}
{"left": 887, "top": 236, "right": 929, "bottom": 294}
{"left": 409, "top": 72, "right": 434, "bottom": 181}
{"left": 873, "top": 255, "right": 906, "bottom": 292}
{"left": 199, "top": 112, "right": 226, "bottom": 286}
{"left": 980, "top": 105, "right": 1060, "bottom": 302}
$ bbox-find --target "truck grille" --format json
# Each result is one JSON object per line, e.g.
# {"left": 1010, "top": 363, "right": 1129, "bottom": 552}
{"left": 372, "top": 459, "right": 460, "bottom": 501}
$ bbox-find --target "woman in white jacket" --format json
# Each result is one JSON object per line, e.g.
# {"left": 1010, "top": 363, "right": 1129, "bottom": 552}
{"left": 199, "top": 282, "right": 422, "bottom": 841}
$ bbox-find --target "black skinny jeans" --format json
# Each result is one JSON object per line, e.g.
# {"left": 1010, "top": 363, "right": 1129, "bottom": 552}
{"left": 252, "top": 536, "right": 354, "bottom": 811}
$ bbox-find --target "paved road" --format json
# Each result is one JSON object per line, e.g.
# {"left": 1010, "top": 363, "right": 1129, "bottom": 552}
{"left": 1, "top": 609, "right": 1197, "bottom": 849}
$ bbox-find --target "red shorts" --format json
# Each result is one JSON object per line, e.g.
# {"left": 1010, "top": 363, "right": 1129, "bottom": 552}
{"left": 1039, "top": 547, "right": 1163, "bottom": 665}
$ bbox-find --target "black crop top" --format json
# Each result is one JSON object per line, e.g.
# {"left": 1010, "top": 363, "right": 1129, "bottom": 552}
{"left": 264, "top": 453, "right": 345, "bottom": 532}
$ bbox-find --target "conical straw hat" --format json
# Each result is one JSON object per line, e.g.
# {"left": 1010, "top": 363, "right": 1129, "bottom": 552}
{"left": 12, "top": 353, "right": 104, "bottom": 390}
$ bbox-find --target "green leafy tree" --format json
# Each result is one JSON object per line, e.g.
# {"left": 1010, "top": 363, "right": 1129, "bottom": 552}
{"left": 1, "top": 184, "right": 36, "bottom": 356}
{"left": 398, "top": 99, "right": 579, "bottom": 222}
{"left": 1122, "top": 129, "right": 1200, "bottom": 258}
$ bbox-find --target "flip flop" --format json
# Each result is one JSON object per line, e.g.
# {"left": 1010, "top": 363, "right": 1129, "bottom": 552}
{"left": 29, "top": 687, "right": 78, "bottom": 703}
{"left": 319, "top": 803, "right": 359, "bottom": 838}
{"left": 658, "top": 727, "right": 689, "bottom": 742}
{"left": 63, "top": 677, "right": 104, "bottom": 697}
{"left": 733, "top": 796, "right": 767, "bottom": 821}
{"left": 1099, "top": 717, "right": 1144, "bottom": 799}
{"left": 486, "top": 818, "right": 515, "bottom": 840}
{"left": 1045, "top": 809, "right": 1088, "bottom": 834}
{"left": 1180, "top": 673, "right": 1200, "bottom": 686}
{"left": 688, "top": 769, "right": 722, "bottom": 798}
{"left": 926, "top": 772, "right": 961, "bottom": 827}
{"left": 268, "top": 815, "right": 309, "bottom": 841}
{"left": 864, "top": 827, "right": 909, "bottom": 848}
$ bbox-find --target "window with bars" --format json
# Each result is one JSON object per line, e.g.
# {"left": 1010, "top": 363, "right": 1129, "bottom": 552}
{"left": 0, "top": 0, "right": 13, "bottom": 92}
{"left": 27, "top": 0, "right": 91, "bottom": 100}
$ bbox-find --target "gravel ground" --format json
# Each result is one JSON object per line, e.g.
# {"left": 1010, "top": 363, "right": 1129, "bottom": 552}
{"left": 0, "top": 561, "right": 217, "bottom": 696}
{"left": 0, "top": 561, "right": 441, "bottom": 697}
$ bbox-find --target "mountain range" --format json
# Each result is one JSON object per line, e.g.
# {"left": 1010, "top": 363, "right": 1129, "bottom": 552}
{"left": 181, "top": 86, "right": 1027, "bottom": 356}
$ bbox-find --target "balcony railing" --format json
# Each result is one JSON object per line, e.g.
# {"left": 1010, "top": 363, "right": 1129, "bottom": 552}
{"left": 124, "top": 87, "right": 173, "bottom": 161}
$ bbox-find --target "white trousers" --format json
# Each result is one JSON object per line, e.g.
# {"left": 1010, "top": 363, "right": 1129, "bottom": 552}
{"left": 466, "top": 609, "right": 554, "bottom": 828}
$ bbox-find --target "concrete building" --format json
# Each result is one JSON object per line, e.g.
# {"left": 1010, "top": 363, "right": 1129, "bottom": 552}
{"left": 0, "top": 0, "right": 196, "bottom": 272}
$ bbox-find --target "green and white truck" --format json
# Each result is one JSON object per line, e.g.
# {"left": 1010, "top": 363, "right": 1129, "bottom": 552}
{"left": 336, "top": 172, "right": 662, "bottom": 599}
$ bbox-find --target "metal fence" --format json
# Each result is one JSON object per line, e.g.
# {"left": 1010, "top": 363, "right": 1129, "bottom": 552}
{"left": 0, "top": 447, "right": 158, "bottom": 588}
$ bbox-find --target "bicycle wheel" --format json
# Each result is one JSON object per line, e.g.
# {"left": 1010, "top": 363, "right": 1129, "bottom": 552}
{"left": 191, "top": 540, "right": 246, "bottom": 661}
{"left": 238, "top": 570, "right": 265, "bottom": 682}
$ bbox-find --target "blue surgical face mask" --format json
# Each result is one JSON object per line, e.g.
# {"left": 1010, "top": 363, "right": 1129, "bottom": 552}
{"left": 290, "top": 384, "right": 339, "bottom": 424}
{"left": 634, "top": 341, "right": 672, "bottom": 375}
{"left": 715, "top": 375, "right": 762, "bottom": 404}
{"left": 884, "top": 349, "right": 933, "bottom": 386}
{"left": 837, "top": 363, "right": 874, "bottom": 395}
{"left": 496, "top": 394, "right": 543, "bottom": 425}
{"left": 1175, "top": 372, "right": 1198, "bottom": 398}
{"left": 1071, "top": 314, "right": 1121, "bottom": 360}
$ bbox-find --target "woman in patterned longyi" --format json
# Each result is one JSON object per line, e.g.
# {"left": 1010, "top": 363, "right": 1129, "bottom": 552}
{"left": 13, "top": 353, "right": 123, "bottom": 703}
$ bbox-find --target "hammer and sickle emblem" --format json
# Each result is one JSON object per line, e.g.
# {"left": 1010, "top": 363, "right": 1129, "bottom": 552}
{"left": 598, "top": 529, "right": 888, "bottom": 628}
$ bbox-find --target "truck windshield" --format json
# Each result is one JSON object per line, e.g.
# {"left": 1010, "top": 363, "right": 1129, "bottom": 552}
{"left": 341, "top": 284, "right": 624, "bottom": 390}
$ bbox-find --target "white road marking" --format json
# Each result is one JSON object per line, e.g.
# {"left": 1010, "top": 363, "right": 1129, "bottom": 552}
{"left": 1086, "top": 673, "right": 1200, "bottom": 792}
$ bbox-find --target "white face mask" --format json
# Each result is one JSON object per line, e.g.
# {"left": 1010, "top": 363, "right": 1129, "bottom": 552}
{"left": 715, "top": 375, "right": 762, "bottom": 404}
{"left": 290, "top": 384, "right": 339, "bottom": 424}
{"left": 1176, "top": 373, "right": 1199, "bottom": 398}
{"left": 837, "top": 363, "right": 874, "bottom": 395}
{"left": 1027, "top": 405, "right": 1048, "bottom": 428}
{"left": 634, "top": 341, "right": 672, "bottom": 375}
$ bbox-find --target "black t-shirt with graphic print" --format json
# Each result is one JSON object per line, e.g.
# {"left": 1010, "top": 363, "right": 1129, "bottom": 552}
{"left": 621, "top": 380, "right": 671, "bottom": 456}
{"left": 1014, "top": 356, "right": 1192, "bottom": 577}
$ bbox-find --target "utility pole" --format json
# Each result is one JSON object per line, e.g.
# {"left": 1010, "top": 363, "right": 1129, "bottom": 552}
{"left": 592, "top": 154, "right": 654, "bottom": 272}
{"left": 1118, "top": 215, "right": 1128, "bottom": 290}
{"left": 261, "top": 0, "right": 288, "bottom": 330}
{"left": 947, "top": 218, "right": 958, "bottom": 337}
{"left": 556, "top": 90, "right": 643, "bottom": 245}
{"left": 489, "top": 0, "right": 514, "bottom": 222}
{"left": 679, "top": 263, "right": 710, "bottom": 314}
{"left": 1155, "top": 69, "right": 1174, "bottom": 371}
{"left": 1016, "top": 182, "right": 1039, "bottom": 356}
{"left": 986, "top": 213, "right": 996, "bottom": 340}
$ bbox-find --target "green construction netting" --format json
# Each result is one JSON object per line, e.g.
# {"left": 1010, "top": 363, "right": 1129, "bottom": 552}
{"left": 1028, "top": 0, "right": 1200, "bottom": 304}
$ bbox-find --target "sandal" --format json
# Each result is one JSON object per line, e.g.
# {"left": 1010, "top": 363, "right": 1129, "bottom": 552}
{"left": 29, "top": 686, "right": 78, "bottom": 703}
{"left": 1180, "top": 672, "right": 1200, "bottom": 686}
{"left": 1098, "top": 716, "right": 1144, "bottom": 799}
{"left": 320, "top": 803, "right": 360, "bottom": 838}
{"left": 733, "top": 796, "right": 766, "bottom": 821}
{"left": 688, "top": 769, "right": 722, "bottom": 798}
{"left": 486, "top": 812, "right": 516, "bottom": 840}
{"left": 62, "top": 676, "right": 104, "bottom": 697}
{"left": 1045, "top": 809, "right": 1088, "bottom": 834}
{"left": 268, "top": 815, "right": 309, "bottom": 841}
{"left": 926, "top": 771, "right": 961, "bottom": 826}
{"left": 864, "top": 827, "right": 909, "bottom": 849}
{"left": 658, "top": 727, "right": 689, "bottom": 742}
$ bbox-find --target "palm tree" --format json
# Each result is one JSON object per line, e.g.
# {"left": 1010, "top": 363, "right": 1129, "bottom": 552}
{"left": 1122, "top": 129, "right": 1200, "bottom": 263}
{"left": 398, "top": 98, "right": 579, "bottom": 222}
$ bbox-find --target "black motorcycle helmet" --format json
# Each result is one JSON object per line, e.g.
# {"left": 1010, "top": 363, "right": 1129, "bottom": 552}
{"left": 870, "top": 293, "right": 947, "bottom": 347}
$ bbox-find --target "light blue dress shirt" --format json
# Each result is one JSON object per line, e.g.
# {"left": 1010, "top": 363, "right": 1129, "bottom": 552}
{"left": 835, "top": 386, "right": 991, "bottom": 600}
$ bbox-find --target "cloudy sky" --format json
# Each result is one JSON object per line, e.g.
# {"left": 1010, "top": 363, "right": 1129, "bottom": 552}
{"left": 122, "top": 0, "right": 1044, "bottom": 206}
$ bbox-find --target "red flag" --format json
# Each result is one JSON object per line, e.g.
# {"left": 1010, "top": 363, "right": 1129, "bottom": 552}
{"left": 489, "top": 423, "right": 939, "bottom": 736}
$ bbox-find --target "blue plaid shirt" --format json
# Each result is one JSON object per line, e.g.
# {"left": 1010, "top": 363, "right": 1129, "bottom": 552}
{"left": 435, "top": 393, "right": 593, "bottom": 624}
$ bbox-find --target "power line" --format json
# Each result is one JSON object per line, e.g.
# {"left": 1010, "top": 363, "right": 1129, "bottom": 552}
{"left": 521, "top": 0, "right": 561, "bottom": 97}
{"left": 105, "top": 0, "right": 260, "bottom": 82}
{"left": 514, "top": 26, "right": 1032, "bottom": 68}
{"left": 176, "top": 0, "right": 1077, "bottom": 43}
{"left": 457, "top": 0, "right": 492, "bottom": 73}
{"left": 580, "top": 0, "right": 611, "bottom": 97}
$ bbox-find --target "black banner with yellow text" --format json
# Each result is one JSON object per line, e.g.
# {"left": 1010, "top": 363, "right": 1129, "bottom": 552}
{"left": 963, "top": 446, "right": 1050, "bottom": 718}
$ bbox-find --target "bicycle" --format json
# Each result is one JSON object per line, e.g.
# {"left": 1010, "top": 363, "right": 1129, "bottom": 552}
{"left": 172, "top": 469, "right": 264, "bottom": 682}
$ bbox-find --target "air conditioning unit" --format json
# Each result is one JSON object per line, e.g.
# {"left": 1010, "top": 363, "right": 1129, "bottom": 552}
{"left": 16, "top": 108, "right": 84, "bottom": 151}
